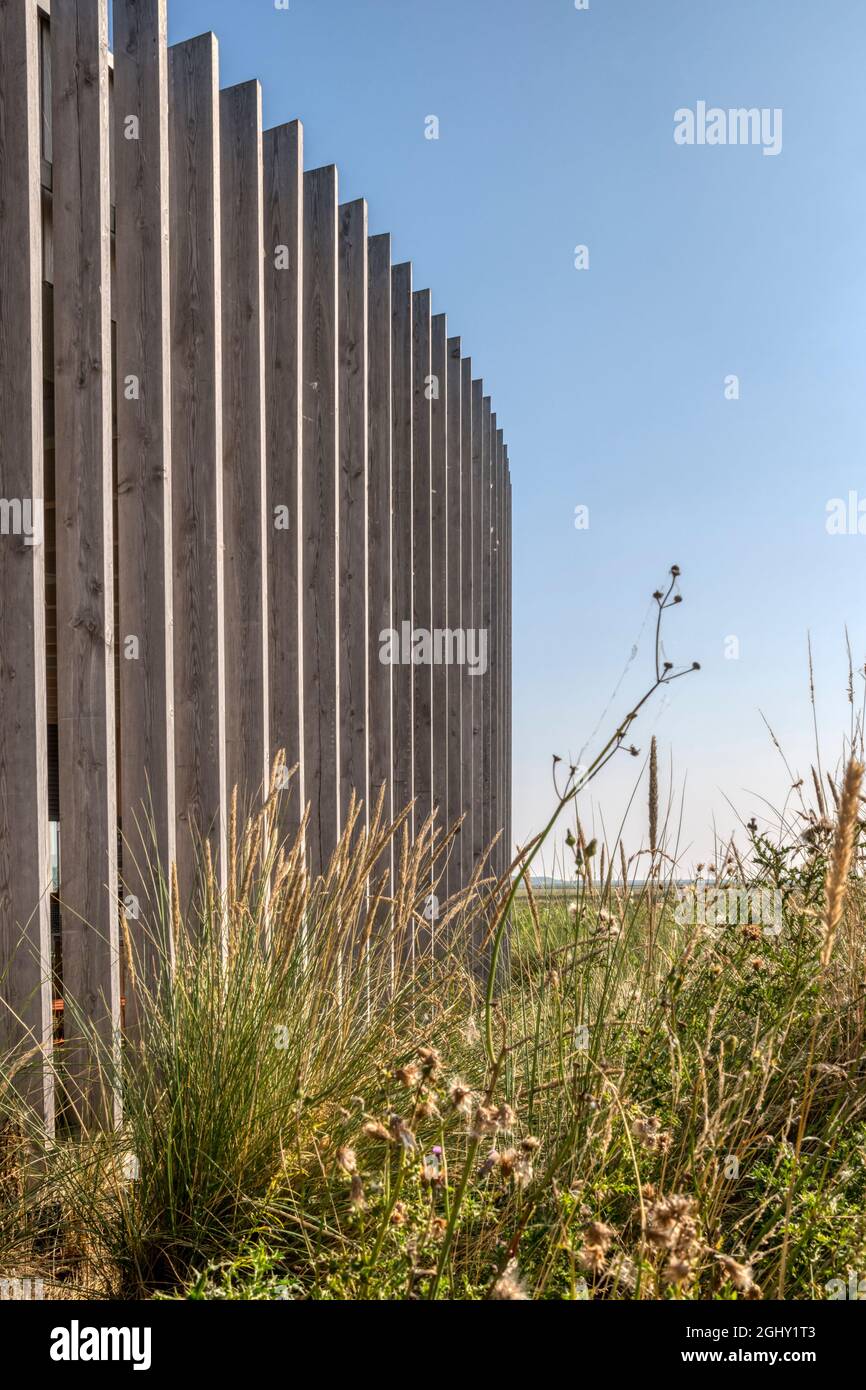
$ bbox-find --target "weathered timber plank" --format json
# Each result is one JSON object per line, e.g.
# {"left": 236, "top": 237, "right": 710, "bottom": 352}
{"left": 264, "top": 120, "right": 304, "bottom": 843}
{"left": 338, "top": 199, "right": 369, "bottom": 829}
{"left": 412, "top": 290, "right": 432, "bottom": 843}
{"left": 113, "top": 0, "right": 176, "bottom": 1020}
{"left": 506, "top": 463, "right": 512, "bottom": 874}
{"left": 220, "top": 80, "right": 269, "bottom": 817}
{"left": 169, "top": 32, "right": 227, "bottom": 904}
{"left": 390, "top": 263, "right": 413, "bottom": 837}
{"left": 494, "top": 426, "right": 505, "bottom": 877}
{"left": 459, "top": 357, "right": 473, "bottom": 895}
{"left": 480, "top": 398, "right": 492, "bottom": 870}
{"left": 445, "top": 335, "right": 463, "bottom": 902}
{"left": 470, "top": 379, "right": 484, "bottom": 883}
{"left": 52, "top": 0, "right": 120, "bottom": 1126}
{"left": 0, "top": 0, "right": 54, "bottom": 1129}
{"left": 486, "top": 410, "right": 498, "bottom": 878}
{"left": 367, "top": 233, "right": 392, "bottom": 861}
{"left": 430, "top": 313, "right": 448, "bottom": 890}
{"left": 302, "top": 165, "right": 339, "bottom": 880}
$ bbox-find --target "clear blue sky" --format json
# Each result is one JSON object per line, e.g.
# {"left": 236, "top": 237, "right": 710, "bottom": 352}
{"left": 165, "top": 0, "right": 866, "bottom": 875}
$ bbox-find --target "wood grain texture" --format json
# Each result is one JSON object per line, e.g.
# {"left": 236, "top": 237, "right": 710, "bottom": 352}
{"left": 220, "top": 80, "right": 269, "bottom": 815}
{"left": 390, "top": 263, "right": 413, "bottom": 835}
{"left": 169, "top": 32, "right": 227, "bottom": 906}
{"left": 445, "top": 336, "right": 462, "bottom": 902}
{"left": 0, "top": 0, "right": 54, "bottom": 1129}
{"left": 494, "top": 427, "right": 505, "bottom": 877}
{"left": 113, "top": 0, "right": 175, "bottom": 1019}
{"left": 411, "top": 290, "right": 432, "bottom": 840}
{"left": 264, "top": 120, "right": 304, "bottom": 838}
{"left": 480, "top": 398, "right": 492, "bottom": 868}
{"left": 52, "top": 0, "right": 120, "bottom": 1126}
{"left": 338, "top": 199, "right": 369, "bottom": 828}
{"left": 486, "top": 411, "right": 498, "bottom": 876}
{"left": 430, "top": 313, "right": 448, "bottom": 879}
{"left": 459, "top": 358, "right": 473, "bottom": 894}
{"left": 367, "top": 233, "right": 392, "bottom": 849}
{"left": 302, "top": 165, "right": 339, "bottom": 880}
{"left": 506, "top": 464, "right": 512, "bottom": 874}
{"left": 470, "top": 380, "right": 484, "bottom": 880}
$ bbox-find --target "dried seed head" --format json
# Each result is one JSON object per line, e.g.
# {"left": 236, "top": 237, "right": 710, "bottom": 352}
{"left": 470, "top": 1104, "right": 500, "bottom": 1139}
{"left": 665, "top": 1257, "right": 692, "bottom": 1285}
{"left": 716, "top": 1254, "right": 759, "bottom": 1295}
{"left": 349, "top": 1174, "right": 366, "bottom": 1210}
{"left": 362, "top": 1120, "right": 392, "bottom": 1144}
{"left": 583, "top": 1221, "right": 615, "bottom": 1253}
{"left": 491, "top": 1260, "right": 529, "bottom": 1301}
{"left": 606, "top": 1252, "right": 638, "bottom": 1294}
{"left": 498, "top": 1148, "right": 534, "bottom": 1188}
{"left": 337, "top": 1146, "right": 357, "bottom": 1175}
{"left": 418, "top": 1046, "right": 441, "bottom": 1079}
{"left": 448, "top": 1079, "right": 474, "bottom": 1115}
{"left": 389, "top": 1115, "right": 417, "bottom": 1151}
{"left": 579, "top": 1243, "right": 607, "bottom": 1275}
{"left": 820, "top": 758, "right": 864, "bottom": 968}
{"left": 395, "top": 1063, "right": 422, "bottom": 1089}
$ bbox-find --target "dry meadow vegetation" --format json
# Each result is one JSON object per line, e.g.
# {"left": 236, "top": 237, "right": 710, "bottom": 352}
{"left": 2, "top": 571, "right": 866, "bottom": 1301}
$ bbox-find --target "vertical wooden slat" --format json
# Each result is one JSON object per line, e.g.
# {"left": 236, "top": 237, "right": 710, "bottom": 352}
{"left": 338, "top": 199, "right": 369, "bottom": 828}
{"left": 220, "top": 80, "right": 269, "bottom": 814}
{"left": 470, "top": 380, "right": 484, "bottom": 885}
{"left": 0, "top": 0, "right": 53, "bottom": 1129}
{"left": 445, "top": 336, "right": 463, "bottom": 903}
{"left": 302, "top": 165, "right": 339, "bottom": 880}
{"left": 390, "top": 263, "right": 413, "bottom": 835}
{"left": 480, "top": 398, "right": 492, "bottom": 868}
{"left": 367, "top": 233, "right": 392, "bottom": 857}
{"left": 264, "top": 120, "right": 304, "bottom": 839}
{"left": 506, "top": 462, "right": 513, "bottom": 877}
{"left": 495, "top": 427, "right": 505, "bottom": 877}
{"left": 459, "top": 357, "right": 473, "bottom": 895}
{"left": 430, "top": 314, "right": 448, "bottom": 875}
{"left": 52, "top": 0, "right": 120, "bottom": 1125}
{"left": 169, "top": 33, "right": 227, "bottom": 905}
{"left": 487, "top": 411, "right": 498, "bottom": 878}
{"left": 412, "top": 290, "right": 432, "bottom": 844}
{"left": 113, "top": 0, "right": 175, "bottom": 1011}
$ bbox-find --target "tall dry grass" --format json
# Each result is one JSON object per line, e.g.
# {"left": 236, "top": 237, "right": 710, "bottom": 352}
{"left": 2, "top": 572, "right": 865, "bottom": 1300}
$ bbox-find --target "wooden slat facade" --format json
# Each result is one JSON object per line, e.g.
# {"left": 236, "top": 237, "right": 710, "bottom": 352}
{"left": 0, "top": 0, "right": 514, "bottom": 1127}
